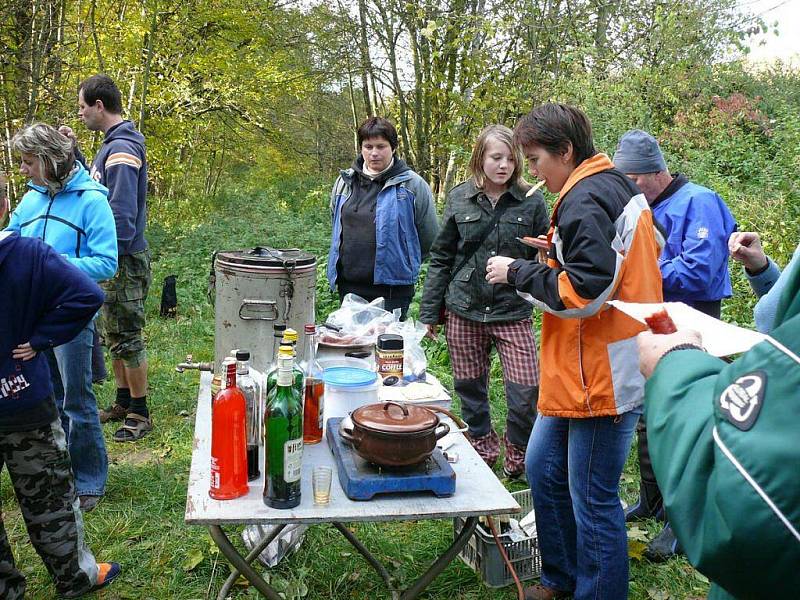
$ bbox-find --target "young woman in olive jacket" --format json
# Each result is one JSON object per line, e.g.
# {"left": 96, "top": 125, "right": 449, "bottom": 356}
{"left": 419, "top": 125, "right": 548, "bottom": 476}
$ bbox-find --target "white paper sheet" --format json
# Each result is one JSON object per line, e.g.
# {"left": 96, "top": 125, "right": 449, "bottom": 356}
{"left": 608, "top": 301, "right": 768, "bottom": 357}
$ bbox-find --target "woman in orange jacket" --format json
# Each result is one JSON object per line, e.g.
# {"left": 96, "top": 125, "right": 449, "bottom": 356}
{"left": 487, "top": 104, "right": 662, "bottom": 600}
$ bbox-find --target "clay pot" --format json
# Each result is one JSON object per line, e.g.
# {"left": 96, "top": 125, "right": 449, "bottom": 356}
{"left": 340, "top": 401, "right": 451, "bottom": 467}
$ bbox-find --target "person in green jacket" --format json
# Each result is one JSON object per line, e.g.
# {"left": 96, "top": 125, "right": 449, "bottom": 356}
{"left": 636, "top": 242, "right": 800, "bottom": 599}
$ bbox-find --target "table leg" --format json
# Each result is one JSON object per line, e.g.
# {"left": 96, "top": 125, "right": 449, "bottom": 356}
{"left": 208, "top": 525, "right": 284, "bottom": 600}
{"left": 216, "top": 524, "right": 288, "bottom": 600}
{"left": 332, "top": 516, "right": 479, "bottom": 600}
{"left": 332, "top": 522, "right": 395, "bottom": 592}
{"left": 400, "top": 516, "right": 478, "bottom": 600}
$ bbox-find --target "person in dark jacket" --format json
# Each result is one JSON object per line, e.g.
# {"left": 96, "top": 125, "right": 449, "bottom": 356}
{"left": 61, "top": 74, "right": 152, "bottom": 442}
{"left": 487, "top": 104, "right": 663, "bottom": 600}
{"left": 0, "top": 211, "right": 121, "bottom": 598}
{"left": 613, "top": 130, "right": 737, "bottom": 559}
{"left": 327, "top": 117, "right": 439, "bottom": 319}
{"left": 419, "top": 124, "right": 548, "bottom": 476}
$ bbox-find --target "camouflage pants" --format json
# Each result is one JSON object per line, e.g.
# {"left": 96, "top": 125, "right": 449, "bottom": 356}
{"left": 101, "top": 250, "right": 152, "bottom": 368}
{"left": 0, "top": 420, "right": 99, "bottom": 599}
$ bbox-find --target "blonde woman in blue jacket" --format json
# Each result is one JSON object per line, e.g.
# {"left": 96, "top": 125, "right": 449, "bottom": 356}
{"left": 7, "top": 123, "right": 117, "bottom": 512}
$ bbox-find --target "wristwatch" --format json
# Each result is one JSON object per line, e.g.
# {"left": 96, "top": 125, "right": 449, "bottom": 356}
{"left": 662, "top": 343, "right": 704, "bottom": 359}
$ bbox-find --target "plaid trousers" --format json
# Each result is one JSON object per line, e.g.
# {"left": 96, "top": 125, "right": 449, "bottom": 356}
{"left": 445, "top": 312, "right": 540, "bottom": 385}
{"left": 445, "top": 312, "right": 540, "bottom": 448}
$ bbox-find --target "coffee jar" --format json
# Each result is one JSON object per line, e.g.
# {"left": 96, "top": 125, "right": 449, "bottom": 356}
{"left": 376, "top": 334, "right": 404, "bottom": 380}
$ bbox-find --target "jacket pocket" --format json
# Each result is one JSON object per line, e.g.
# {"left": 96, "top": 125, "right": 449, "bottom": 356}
{"left": 446, "top": 266, "right": 474, "bottom": 310}
{"left": 501, "top": 212, "right": 534, "bottom": 239}
{"left": 455, "top": 212, "right": 482, "bottom": 242}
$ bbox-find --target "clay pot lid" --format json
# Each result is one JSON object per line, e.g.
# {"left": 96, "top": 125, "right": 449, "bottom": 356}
{"left": 351, "top": 401, "right": 438, "bottom": 434}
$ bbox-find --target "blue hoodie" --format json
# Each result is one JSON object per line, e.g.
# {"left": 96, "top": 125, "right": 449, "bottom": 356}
{"left": 7, "top": 161, "right": 117, "bottom": 281}
{"left": 86, "top": 121, "right": 148, "bottom": 256}
{"left": 0, "top": 232, "right": 104, "bottom": 430}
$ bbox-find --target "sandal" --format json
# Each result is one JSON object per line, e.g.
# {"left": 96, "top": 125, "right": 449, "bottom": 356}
{"left": 112, "top": 413, "right": 153, "bottom": 442}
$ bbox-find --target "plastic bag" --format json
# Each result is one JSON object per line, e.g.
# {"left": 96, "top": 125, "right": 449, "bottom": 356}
{"left": 385, "top": 319, "right": 428, "bottom": 382}
{"left": 241, "top": 523, "right": 308, "bottom": 568}
{"left": 319, "top": 294, "right": 399, "bottom": 346}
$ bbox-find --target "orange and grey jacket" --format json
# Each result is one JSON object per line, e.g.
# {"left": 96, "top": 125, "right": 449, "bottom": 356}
{"left": 507, "top": 154, "right": 663, "bottom": 417}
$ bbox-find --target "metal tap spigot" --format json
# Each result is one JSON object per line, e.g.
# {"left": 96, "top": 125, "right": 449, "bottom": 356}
{"left": 176, "top": 354, "right": 214, "bottom": 373}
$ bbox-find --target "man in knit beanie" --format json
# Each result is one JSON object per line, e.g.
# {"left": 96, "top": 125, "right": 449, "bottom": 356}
{"left": 613, "top": 129, "right": 737, "bottom": 561}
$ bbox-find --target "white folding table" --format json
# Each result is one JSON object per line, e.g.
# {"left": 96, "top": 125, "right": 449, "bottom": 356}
{"left": 185, "top": 371, "right": 520, "bottom": 599}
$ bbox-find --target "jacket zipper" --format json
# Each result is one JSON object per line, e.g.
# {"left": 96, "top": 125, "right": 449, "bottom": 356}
{"left": 41, "top": 193, "right": 56, "bottom": 243}
{"left": 578, "top": 319, "right": 591, "bottom": 414}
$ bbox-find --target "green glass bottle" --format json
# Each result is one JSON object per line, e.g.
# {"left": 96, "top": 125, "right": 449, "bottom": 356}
{"left": 263, "top": 347, "right": 303, "bottom": 509}
{"left": 266, "top": 330, "right": 304, "bottom": 396}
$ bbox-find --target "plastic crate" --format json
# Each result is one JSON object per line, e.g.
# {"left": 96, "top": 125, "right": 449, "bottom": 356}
{"left": 454, "top": 488, "right": 541, "bottom": 588}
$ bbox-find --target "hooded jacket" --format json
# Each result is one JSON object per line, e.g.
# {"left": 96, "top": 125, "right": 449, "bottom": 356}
{"left": 0, "top": 232, "right": 104, "bottom": 430}
{"left": 327, "top": 156, "right": 438, "bottom": 291}
{"left": 645, "top": 244, "right": 800, "bottom": 599}
{"left": 7, "top": 161, "right": 118, "bottom": 281}
{"left": 419, "top": 179, "right": 549, "bottom": 324}
{"left": 508, "top": 154, "right": 663, "bottom": 417}
{"left": 87, "top": 120, "right": 148, "bottom": 256}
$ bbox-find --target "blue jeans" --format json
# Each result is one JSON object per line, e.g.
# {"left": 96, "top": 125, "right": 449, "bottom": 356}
{"left": 46, "top": 322, "right": 108, "bottom": 497}
{"left": 526, "top": 408, "right": 641, "bottom": 599}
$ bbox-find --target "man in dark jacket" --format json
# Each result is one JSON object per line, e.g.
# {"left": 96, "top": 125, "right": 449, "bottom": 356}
{"left": 61, "top": 74, "right": 152, "bottom": 442}
{"left": 613, "top": 129, "right": 737, "bottom": 559}
{"left": 0, "top": 211, "right": 120, "bottom": 598}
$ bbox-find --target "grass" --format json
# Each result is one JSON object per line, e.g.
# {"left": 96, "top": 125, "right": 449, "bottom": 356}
{"left": 3, "top": 176, "right": 713, "bottom": 599}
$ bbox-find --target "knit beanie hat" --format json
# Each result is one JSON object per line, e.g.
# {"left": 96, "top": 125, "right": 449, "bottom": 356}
{"left": 613, "top": 129, "right": 668, "bottom": 174}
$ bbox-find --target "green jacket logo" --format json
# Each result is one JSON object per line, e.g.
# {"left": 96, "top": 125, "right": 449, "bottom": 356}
{"left": 719, "top": 371, "right": 765, "bottom": 431}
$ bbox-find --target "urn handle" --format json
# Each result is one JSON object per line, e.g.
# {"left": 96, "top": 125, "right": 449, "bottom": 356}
{"left": 238, "top": 299, "right": 278, "bottom": 321}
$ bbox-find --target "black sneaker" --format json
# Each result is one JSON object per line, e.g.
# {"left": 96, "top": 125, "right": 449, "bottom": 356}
{"left": 644, "top": 522, "right": 683, "bottom": 562}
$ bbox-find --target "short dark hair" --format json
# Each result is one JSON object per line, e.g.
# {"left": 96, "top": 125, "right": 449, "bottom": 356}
{"left": 78, "top": 74, "right": 123, "bottom": 114}
{"left": 514, "top": 103, "right": 596, "bottom": 166}
{"left": 357, "top": 117, "right": 398, "bottom": 150}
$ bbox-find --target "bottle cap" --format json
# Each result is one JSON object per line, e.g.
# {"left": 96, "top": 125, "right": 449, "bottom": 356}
{"left": 278, "top": 344, "right": 294, "bottom": 358}
{"left": 273, "top": 324, "right": 286, "bottom": 338}
{"left": 304, "top": 323, "right": 316, "bottom": 334}
{"left": 236, "top": 350, "right": 250, "bottom": 361}
{"left": 283, "top": 328, "right": 298, "bottom": 343}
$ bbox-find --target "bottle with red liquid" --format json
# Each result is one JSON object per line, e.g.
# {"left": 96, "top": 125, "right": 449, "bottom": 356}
{"left": 299, "top": 324, "right": 324, "bottom": 444}
{"left": 209, "top": 357, "right": 249, "bottom": 500}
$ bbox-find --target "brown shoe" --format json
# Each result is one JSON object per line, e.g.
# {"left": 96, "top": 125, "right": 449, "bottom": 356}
{"left": 523, "top": 584, "right": 572, "bottom": 600}
{"left": 99, "top": 403, "right": 128, "bottom": 423}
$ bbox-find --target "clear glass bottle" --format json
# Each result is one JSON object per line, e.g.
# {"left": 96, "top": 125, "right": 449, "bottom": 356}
{"left": 299, "top": 324, "right": 324, "bottom": 444}
{"left": 235, "top": 350, "right": 262, "bottom": 481}
{"left": 263, "top": 347, "right": 303, "bottom": 509}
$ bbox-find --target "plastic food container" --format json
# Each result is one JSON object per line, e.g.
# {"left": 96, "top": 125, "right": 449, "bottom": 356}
{"left": 322, "top": 367, "right": 379, "bottom": 434}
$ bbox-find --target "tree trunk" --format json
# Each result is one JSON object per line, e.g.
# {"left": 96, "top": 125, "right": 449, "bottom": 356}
{"left": 357, "top": 0, "right": 373, "bottom": 116}
{"left": 138, "top": 5, "right": 158, "bottom": 132}
{"left": 89, "top": 0, "right": 105, "bottom": 71}
{"left": 345, "top": 58, "right": 359, "bottom": 153}
{"left": 378, "top": 5, "right": 413, "bottom": 163}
